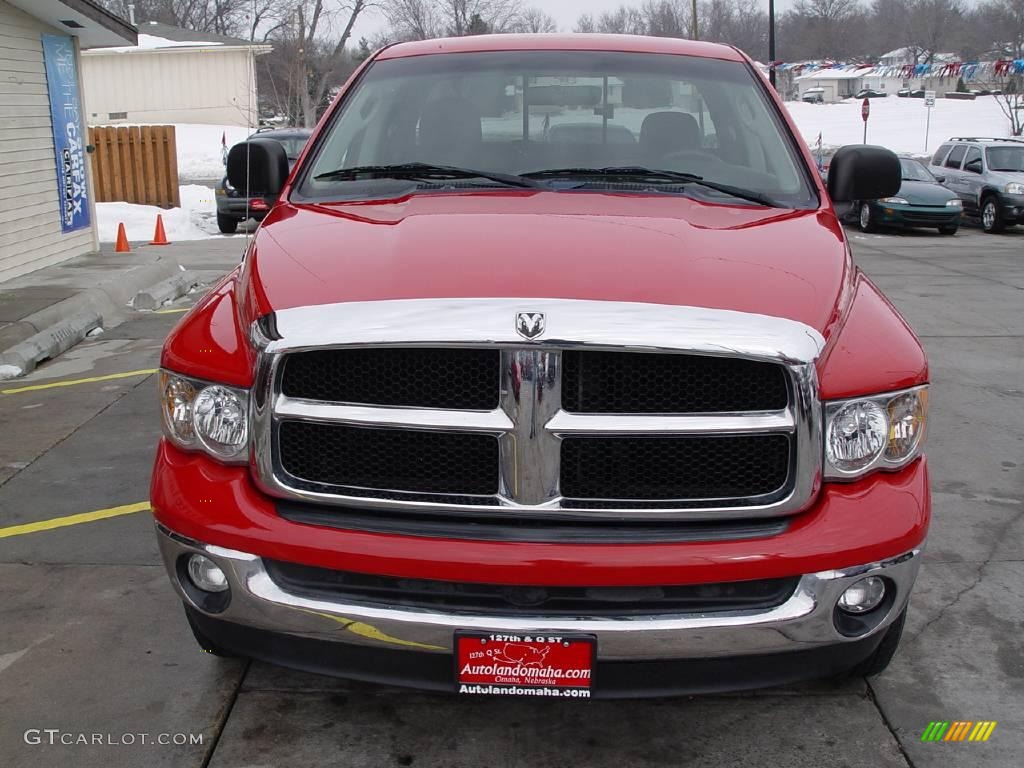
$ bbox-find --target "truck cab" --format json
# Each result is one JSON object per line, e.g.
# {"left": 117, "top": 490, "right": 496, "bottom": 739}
{"left": 153, "top": 35, "right": 928, "bottom": 698}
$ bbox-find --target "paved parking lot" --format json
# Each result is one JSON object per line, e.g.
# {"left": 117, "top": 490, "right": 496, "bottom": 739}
{"left": 1, "top": 226, "right": 1021, "bottom": 768}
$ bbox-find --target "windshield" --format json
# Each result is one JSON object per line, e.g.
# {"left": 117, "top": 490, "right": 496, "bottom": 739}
{"left": 251, "top": 134, "right": 309, "bottom": 161}
{"left": 899, "top": 158, "right": 934, "bottom": 181}
{"left": 986, "top": 146, "right": 1024, "bottom": 172}
{"left": 297, "top": 50, "right": 816, "bottom": 208}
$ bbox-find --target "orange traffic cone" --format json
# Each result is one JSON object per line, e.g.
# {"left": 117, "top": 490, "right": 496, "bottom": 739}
{"left": 150, "top": 214, "right": 169, "bottom": 246}
{"left": 115, "top": 223, "right": 130, "bottom": 252}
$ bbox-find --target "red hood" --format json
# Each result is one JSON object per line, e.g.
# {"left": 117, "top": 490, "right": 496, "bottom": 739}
{"left": 244, "top": 191, "right": 850, "bottom": 336}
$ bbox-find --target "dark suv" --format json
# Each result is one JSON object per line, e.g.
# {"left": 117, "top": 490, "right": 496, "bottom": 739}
{"left": 929, "top": 137, "right": 1024, "bottom": 233}
{"left": 215, "top": 128, "right": 311, "bottom": 233}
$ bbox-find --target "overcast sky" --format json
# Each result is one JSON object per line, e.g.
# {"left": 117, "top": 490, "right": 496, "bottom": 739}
{"left": 351, "top": 1, "right": 798, "bottom": 40}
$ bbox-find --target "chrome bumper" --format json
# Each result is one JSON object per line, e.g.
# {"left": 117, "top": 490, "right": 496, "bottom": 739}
{"left": 157, "top": 524, "right": 921, "bottom": 661}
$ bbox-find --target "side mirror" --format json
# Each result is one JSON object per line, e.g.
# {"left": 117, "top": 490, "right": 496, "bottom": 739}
{"left": 227, "top": 139, "right": 289, "bottom": 197}
{"left": 933, "top": 174, "right": 946, "bottom": 183}
{"left": 827, "top": 145, "right": 901, "bottom": 202}
{"left": 965, "top": 160, "right": 983, "bottom": 174}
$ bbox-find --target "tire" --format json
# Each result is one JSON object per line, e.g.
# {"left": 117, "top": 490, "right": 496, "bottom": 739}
{"left": 938, "top": 224, "right": 958, "bottom": 235}
{"left": 980, "top": 196, "right": 1005, "bottom": 233}
{"left": 858, "top": 202, "right": 877, "bottom": 233}
{"left": 846, "top": 608, "right": 907, "bottom": 678}
{"left": 217, "top": 213, "right": 239, "bottom": 234}
{"left": 185, "top": 606, "right": 240, "bottom": 658}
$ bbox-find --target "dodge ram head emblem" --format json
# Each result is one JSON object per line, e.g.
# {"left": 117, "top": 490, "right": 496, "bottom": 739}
{"left": 516, "top": 312, "right": 546, "bottom": 340}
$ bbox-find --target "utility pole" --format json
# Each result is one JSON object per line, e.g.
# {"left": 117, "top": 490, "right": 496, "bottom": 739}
{"left": 768, "top": 0, "right": 776, "bottom": 88}
{"left": 691, "top": 0, "right": 698, "bottom": 39}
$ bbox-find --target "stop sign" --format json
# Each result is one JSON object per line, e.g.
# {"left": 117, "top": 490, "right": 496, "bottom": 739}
{"left": 862, "top": 98, "right": 870, "bottom": 122}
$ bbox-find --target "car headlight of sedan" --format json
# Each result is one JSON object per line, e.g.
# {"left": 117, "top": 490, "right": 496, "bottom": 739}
{"left": 946, "top": 198, "right": 963, "bottom": 207}
{"left": 159, "top": 371, "right": 249, "bottom": 463}
{"left": 824, "top": 386, "right": 928, "bottom": 479}
{"left": 879, "top": 197, "right": 908, "bottom": 205}
{"left": 1006, "top": 182, "right": 1024, "bottom": 195}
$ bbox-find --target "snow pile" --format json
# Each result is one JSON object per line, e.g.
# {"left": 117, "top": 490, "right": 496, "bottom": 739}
{"left": 95, "top": 185, "right": 234, "bottom": 242}
{"left": 784, "top": 95, "right": 1012, "bottom": 154}
{"left": 173, "top": 124, "right": 252, "bottom": 179}
{"left": 0, "top": 364, "right": 24, "bottom": 380}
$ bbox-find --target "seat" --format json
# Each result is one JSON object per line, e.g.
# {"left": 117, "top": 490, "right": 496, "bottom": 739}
{"left": 640, "top": 112, "right": 701, "bottom": 165}
{"left": 417, "top": 97, "right": 483, "bottom": 167}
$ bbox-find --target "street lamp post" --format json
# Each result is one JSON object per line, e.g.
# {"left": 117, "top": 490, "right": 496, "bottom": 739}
{"left": 768, "top": 0, "right": 776, "bottom": 88}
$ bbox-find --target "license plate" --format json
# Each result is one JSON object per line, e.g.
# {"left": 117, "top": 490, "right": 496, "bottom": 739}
{"left": 455, "top": 632, "right": 595, "bottom": 698}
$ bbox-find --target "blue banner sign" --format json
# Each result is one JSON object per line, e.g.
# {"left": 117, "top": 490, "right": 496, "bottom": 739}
{"left": 41, "top": 34, "right": 90, "bottom": 233}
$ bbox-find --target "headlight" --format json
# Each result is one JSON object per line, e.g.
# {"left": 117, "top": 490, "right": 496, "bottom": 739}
{"left": 1006, "top": 182, "right": 1024, "bottom": 195}
{"left": 946, "top": 198, "right": 963, "bottom": 208}
{"left": 824, "top": 386, "right": 928, "bottom": 479}
{"left": 879, "top": 197, "right": 908, "bottom": 205}
{"left": 159, "top": 371, "right": 249, "bottom": 463}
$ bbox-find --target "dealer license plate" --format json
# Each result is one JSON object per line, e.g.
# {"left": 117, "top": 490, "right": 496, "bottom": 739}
{"left": 455, "top": 632, "right": 595, "bottom": 698}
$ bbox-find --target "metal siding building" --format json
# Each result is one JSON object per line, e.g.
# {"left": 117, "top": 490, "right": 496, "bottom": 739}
{"left": 81, "top": 22, "right": 270, "bottom": 128}
{"left": 0, "top": 0, "right": 135, "bottom": 283}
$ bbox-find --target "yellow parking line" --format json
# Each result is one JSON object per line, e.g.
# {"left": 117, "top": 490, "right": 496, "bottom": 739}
{"left": 153, "top": 307, "right": 190, "bottom": 314}
{"left": 0, "top": 501, "right": 150, "bottom": 539}
{"left": 0, "top": 368, "right": 157, "bottom": 395}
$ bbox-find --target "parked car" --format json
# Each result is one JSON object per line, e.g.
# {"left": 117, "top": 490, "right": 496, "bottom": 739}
{"left": 854, "top": 157, "right": 962, "bottom": 234}
{"left": 154, "top": 35, "right": 927, "bottom": 699}
{"left": 215, "top": 128, "right": 312, "bottom": 233}
{"left": 929, "top": 137, "right": 1024, "bottom": 233}
{"left": 854, "top": 88, "right": 887, "bottom": 99}
{"left": 897, "top": 88, "right": 925, "bottom": 98}
{"left": 801, "top": 87, "right": 825, "bottom": 103}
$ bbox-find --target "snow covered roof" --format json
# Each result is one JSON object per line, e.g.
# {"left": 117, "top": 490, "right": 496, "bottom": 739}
{"left": 86, "top": 21, "right": 269, "bottom": 54}
{"left": 794, "top": 68, "right": 873, "bottom": 82}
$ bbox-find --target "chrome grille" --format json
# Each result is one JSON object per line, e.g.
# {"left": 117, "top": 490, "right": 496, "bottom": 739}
{"left": 251, "top": 298, "right": 824, "bottom": 521}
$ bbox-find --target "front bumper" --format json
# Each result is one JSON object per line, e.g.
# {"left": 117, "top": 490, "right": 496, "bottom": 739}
{"left": 160, "top": 522, "right": 920, "bottom": 660}
{"left": 873, "top": 203, "right": 961, "bottom": 227}
{"left": 152, "top": 443, "right": 929, "bottom": 694}
{"left": 998, "top": 193, "right": 1024, "bottom": 222}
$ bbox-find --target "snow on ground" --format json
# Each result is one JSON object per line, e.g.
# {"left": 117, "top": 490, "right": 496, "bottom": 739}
{"left": 173, "top": 123, "right": 252, "bottom": 180}
{"left": 784, "top": 95, "right": 1012, "bottom": 155}
{"left": 96, "top": 184, "right": 241, "bottom": 242}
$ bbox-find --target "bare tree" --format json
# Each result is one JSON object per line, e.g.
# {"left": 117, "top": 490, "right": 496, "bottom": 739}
{"left": 574, "top": 13, "right": 596, "bottom": 33}
{"left": 382, "top": 0, "right": 442, "bottom": 39}
{"left": 382, "top": 0, "right": 527, "bottom": 39}
{"left": 904, "top": 0, "right": 964, "bottom": 64}
{"left": 511, "top": 7, "right": 558, "bottom": 33}
{"left": 282, "top": 0, "right": 376, "bottom": 127}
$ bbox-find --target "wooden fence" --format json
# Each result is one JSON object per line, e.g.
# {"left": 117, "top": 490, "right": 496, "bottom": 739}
{"left": 88, "top": 125, "right": 180, "bottom": 208}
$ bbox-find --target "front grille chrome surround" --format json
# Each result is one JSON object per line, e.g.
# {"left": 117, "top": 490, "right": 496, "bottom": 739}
{"left": 250, "top": 298, "right": 824, "bottom": 521}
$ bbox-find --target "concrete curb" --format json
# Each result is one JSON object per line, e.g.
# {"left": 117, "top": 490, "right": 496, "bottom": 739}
{"left": 0, "top": 254, "right": 184, "bottom": 379}
{"left": 132, "top": 271, "right": 200, "bottom": 311}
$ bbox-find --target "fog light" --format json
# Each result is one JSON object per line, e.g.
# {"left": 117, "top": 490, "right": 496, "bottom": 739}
{"left": 187, "top": 554, "right": 229, "bottom": 593}
{"left": 838, "top": 576, "right": 886, "bottom": 614}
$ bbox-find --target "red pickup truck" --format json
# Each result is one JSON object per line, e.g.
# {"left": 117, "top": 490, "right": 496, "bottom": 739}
{"left": 152, "top": 35, "right": 929, "bottom": 698}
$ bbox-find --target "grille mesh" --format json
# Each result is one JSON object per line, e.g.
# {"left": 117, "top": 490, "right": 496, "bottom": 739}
{"left": 278, "top": 422, "right": 498, "bottom": 495}
{"left": 561, "top": 435, "right": 791, "bottom": 501}
{"left": 281, "top": 348, "right": 500, "bottom": 409}
{"left": 562, "top": 351, "right": 788, "bottom": 413}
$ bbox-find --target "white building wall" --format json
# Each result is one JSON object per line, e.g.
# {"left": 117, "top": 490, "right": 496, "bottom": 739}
{"left": 81, "top": 47, "right": 258, "bottom": 127}
{"left": 0, "top": 0, "right": 97, "bottom": 283}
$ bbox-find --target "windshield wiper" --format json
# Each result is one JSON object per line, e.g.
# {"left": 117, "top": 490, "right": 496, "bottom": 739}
{"left": 522, "top": 166, "right": 781, "bottom": 207}
{"left": 314, "top": 162, "right": 542, "bottom": 189}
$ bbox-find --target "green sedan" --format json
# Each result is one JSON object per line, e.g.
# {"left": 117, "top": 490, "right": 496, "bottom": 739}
{"left": 856, "top": 158, "right": 963, "bottom": 235}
